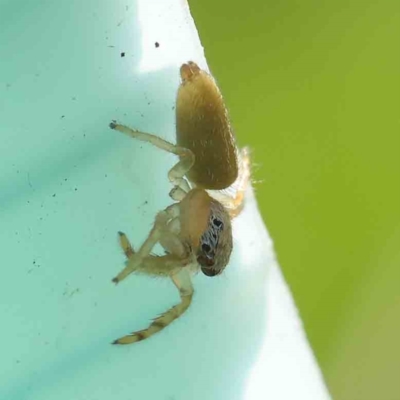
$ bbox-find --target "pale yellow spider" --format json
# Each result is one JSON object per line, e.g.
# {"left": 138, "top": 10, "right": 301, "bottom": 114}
{"left": 110, "top": 61, "right": 250, "bottom": 345}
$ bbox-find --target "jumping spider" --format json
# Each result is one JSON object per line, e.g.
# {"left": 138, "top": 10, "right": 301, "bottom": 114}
{"left": 110, "top": 61, "right": 250, "bottom": 345}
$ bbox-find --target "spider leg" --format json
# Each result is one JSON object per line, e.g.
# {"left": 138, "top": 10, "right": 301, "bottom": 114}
{"left": 169, "top": 186, "right": 188, "bottom": 201}
{"left": 109, "top": 122, "right": 194, "bottom": 193}
{"left": 112, "top": 203, "right": 180, "bottom": 283}
{"left": 118, "top": 229, "right": 188, "bottom": 263}
{"left": 118, "top": 226, "right": 190, "bottom": 278}
{"left": 113, "top": 268, "right": 194, "bottom": 345}
{"left": 134, "top": 253, "right": 191, "bottom": 276}
{"left": 118, "top": 231, "right": 135, "bottom": 258}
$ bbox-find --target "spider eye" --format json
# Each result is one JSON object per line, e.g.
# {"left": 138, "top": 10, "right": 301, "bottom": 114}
{"left": 212, "top": 218, "right": 223, "bottom": 228}
{"left": 197, "top": 240, "right": 216, "bottom": 276}
{"left": 202, "top": 243, "right": 211, "bottom": 253}
{"left": 197, "top": 213, "right": 226, "bottom": 276}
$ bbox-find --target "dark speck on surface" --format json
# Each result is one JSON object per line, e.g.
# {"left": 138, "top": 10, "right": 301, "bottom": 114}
{"left": 121, "top": 52, "right": 125, "bottom": 57}
{"left": 155, "top": 42, "right": 160, "bottom": 48}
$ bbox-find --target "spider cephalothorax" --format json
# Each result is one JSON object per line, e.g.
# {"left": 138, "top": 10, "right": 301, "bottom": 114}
{"left": 109, "top": 61, "right": 250, "bottom": 345}
{"left": 197, "top": 199, "right": 232, "bottom": 277}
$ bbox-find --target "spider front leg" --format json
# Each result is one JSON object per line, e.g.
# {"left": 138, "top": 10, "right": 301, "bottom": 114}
{"left": 109, "top": 122, "right": 194, "bottom": 193}
{"left": 113, "top": 268, "right": 194, "bottom": 345}
{"left": 112, "top": 203, "right": 185, "bottom": 283}
{"left": 118, "top": 231, "right": 135, "bottom": 258}
{"left": 114, "top": 227, "right": 195, "bottom": 345}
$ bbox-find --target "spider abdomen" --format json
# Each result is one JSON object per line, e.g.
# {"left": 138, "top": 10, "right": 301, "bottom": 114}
{"left": 176, "top": 62, "right": 238, "bottom": 190}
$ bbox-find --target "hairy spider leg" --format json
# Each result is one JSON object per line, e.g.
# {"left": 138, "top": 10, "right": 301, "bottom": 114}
{"left": 113, "top": 268, "right": 194, "bottom": 345}
{"left": 120, "top": 231, "right": 180, "bottom": 274}
{"left": 112, "top": 203, "right": 184, "bottom": 283}
{"left": 110, "top": 122, "right": 193, "bottom": 193}
{"left": 110, "top": 123, "right": 249, "bottom": 218}
{"left": 118, "top": 231, "right": 135, "bottom": 258}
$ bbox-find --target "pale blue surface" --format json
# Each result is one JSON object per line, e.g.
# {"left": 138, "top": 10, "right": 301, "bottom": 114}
{"left": 0, "top": 1, "right": 329, "bottom": 399}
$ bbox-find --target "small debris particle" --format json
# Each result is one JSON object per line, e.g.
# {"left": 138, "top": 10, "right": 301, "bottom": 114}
{"left": 69, "top": 288, "right": 80, "bottom": 297}
{"left": 52, "top": 193, "right": 56, "bottom": 197}
{"left": 155, "top": 42, "right": 160, "bottom": 48}
{"left": 61, "top": 115, "right": 65, "bottom": 119}
{"left": 121, "top": 52, "right": 125, "bottom": 57}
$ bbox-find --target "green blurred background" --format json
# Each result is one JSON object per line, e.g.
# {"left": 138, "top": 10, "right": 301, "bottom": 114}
{"left": 189, "top": 0, "right": 400, "bottom": 398}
